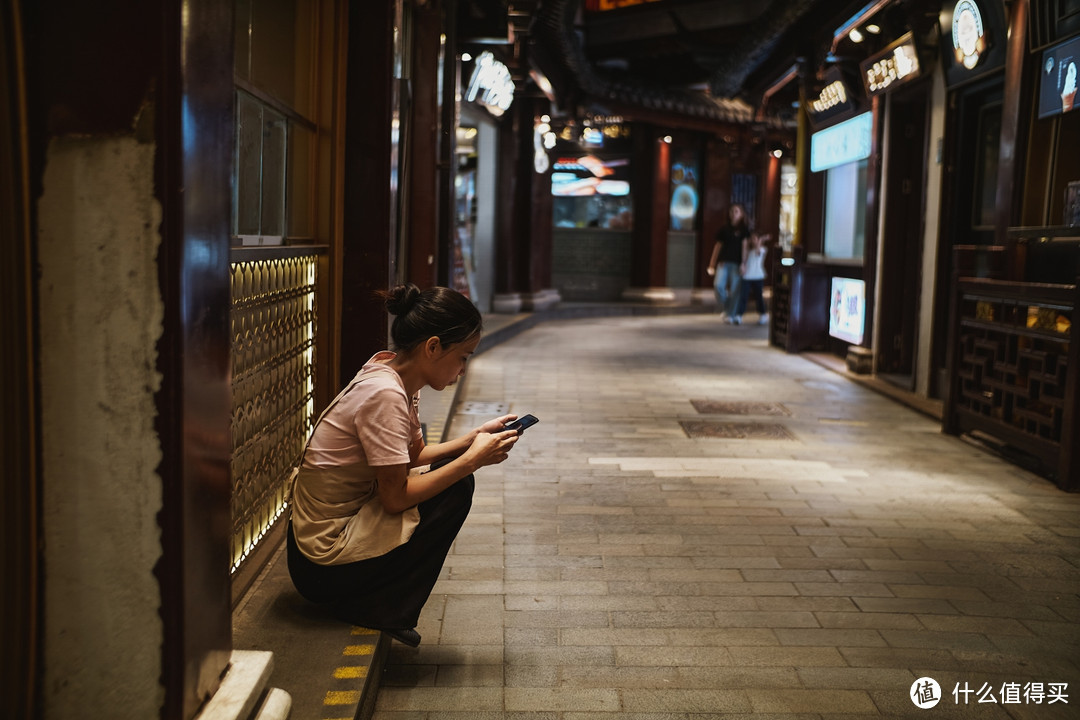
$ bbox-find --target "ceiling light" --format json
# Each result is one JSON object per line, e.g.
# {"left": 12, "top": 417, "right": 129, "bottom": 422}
{"left": 849, "top": 28, "right": 864, "bottom": 43}
{"left": 662, "top": 135, "right": 673, "bottom": 144}
{"left": 865, "top": 24, "right": 881, "bottom": 34}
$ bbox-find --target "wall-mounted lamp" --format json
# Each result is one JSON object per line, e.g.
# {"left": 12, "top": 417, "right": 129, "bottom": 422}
{"left": 662, "top": 135, "right": 673, "bottom": 144}
{"left": 461, "top": 52, "right": 472, "bottom": 62}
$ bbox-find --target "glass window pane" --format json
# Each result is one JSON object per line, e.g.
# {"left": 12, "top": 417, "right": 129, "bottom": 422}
{"left": 235, "top": 92, "right": 263, "bottom": 236}
{"left": 249, "top": 0, "right": 315, "bottom": 118}
{"left": 973, "top": 104, "right": 1002, "bottom": 229}
{"left": 288, "top": 124, "right": 314, "bottom": 238}
{"left": 261, "top": 108, "right": 287, "bottom": 237}
{"left": 823, "top": 159, "right": 868, "bottom": 260}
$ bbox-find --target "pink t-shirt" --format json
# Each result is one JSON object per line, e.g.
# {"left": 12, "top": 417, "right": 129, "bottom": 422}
{"left": 303, "top": 352, "right": 423, "bottom": 469}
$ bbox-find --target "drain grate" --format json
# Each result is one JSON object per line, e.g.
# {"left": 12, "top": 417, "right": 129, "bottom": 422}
{"left": 680, "top": 421, "right": 794, "bottom": 440}
{"left": 457, "top": 401, "right": 510, "bottom": 415}
{"left": 691, "top": 400, "right": 791, "bottom": 416}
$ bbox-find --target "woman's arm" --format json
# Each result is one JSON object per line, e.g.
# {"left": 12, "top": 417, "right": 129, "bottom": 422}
{"left": 378, "top": 428, "right": 518, "bottom": 513}
{"left": 411, "top": 414, "right": 517, "bottom": 466}
{"left": 706, "top": 242, "right": 720, "bottom": 275}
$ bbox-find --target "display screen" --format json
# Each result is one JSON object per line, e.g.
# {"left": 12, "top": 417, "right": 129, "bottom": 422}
{"left": 552, "top": 155, "right": 631, "bottom": 196}
{"left": 829, "top": 277, "right": 866, "bottom": 345}
{"left": 1038, "top": 35, "right": 1080, "bottom": 119}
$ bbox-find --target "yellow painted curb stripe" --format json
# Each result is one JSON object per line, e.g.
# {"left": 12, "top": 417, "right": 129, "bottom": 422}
{"left": 323, "top": 690, "right": 360, "bottom": 705}
{"left": 343, "top": 644, "right": 374, "bottom": 656}
{"left": 350, "top": 626, "right": 378, "bottom": 636}
{"left": 333, "top": 665, "right": 369, "bottom": 679}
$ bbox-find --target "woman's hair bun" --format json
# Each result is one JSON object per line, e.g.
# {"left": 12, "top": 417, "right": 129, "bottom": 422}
{"left": 384, "top": 283, "right": 422, "bottom": 316}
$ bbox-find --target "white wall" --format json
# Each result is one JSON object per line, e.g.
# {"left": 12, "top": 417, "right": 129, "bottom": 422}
{"left": 38, "top": 135, "right": 165, "bottom": 719}
{"left": 916, "top": 69, "right": 947, "bottom": 398}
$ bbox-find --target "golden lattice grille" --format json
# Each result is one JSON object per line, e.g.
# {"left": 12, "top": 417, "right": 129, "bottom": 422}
{"left": 229, "top": 256, "right": 317, "bottom": 573}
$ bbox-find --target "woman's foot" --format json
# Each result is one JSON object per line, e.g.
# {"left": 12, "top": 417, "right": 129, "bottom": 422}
{"left": 381, "top": 627, "right": 421, "bottom": 647}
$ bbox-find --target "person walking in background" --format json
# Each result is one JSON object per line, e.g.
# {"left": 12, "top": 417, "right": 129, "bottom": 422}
{"left": 733, "top": 232, "right": 770, "bottom": 325}
{"left": 707, "top": 203, "right": 751, "bottom": 322}
{"left": 286, "top": 284, "right": 521, "bottom": 647}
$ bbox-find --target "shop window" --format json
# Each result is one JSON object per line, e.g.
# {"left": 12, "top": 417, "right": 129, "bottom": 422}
{"left": 972, "top": 102, "right": 1002, "bottom": 230}
{"left": 552, "top": 154, "right": 633, "bottom": 229}
{"left": 233, "top": 0, "right": 320, "bottom": 244}
{"left": 823, "top": 158, "right": 868, "bottom": 260}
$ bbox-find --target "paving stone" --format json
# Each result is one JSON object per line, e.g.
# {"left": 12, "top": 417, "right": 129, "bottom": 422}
{"left": 364, "top": 315, "right": 1080, "bottom": 719}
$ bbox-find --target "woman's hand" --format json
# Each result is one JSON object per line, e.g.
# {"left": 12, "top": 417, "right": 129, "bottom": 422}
{"left": 477, "top": 414, "right": 517, "bottom": 435}
{"left": 706, "top": 265, "right": 716, "bottom": 277}
{"left": 463, "top": 429, "right": 519, "bottom": 469}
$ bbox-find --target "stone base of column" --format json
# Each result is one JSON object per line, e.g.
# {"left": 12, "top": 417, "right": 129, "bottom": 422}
{"left": 691, "top": 288, "right": 717, "bottom": 306}
{"left": 492, "top": 289, "right": 562, "bottom": 313}
{"left": 523, "top": 288, "right": 561, "bottom": 311}
{"left": 193, "top": 650, "right": 290, "bottom": 720}
{"left": 621, "top": 286, "right": 677, "bottom": 304}
{"left": 492, "top": 293, "right": 523, "bottom": 314}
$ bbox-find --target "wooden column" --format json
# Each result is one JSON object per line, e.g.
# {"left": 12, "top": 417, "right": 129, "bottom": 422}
{"left": 628, "top": 123, "right": 672, "bottom": 298}
{"left": 340, "top": 0, "right": 397, "bottom": 384}
{"left": 406, "top": 0, "right": 443, "bottom": 289}
{"left": 994, "top": 0, "right": 1030, "bottom": 277}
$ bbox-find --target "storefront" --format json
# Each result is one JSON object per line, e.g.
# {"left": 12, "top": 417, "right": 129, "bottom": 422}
{"left": 942, "top": 0, "right": 1080, "bottom": 490}
{"left": 550, "top": 117, "right": 636, "bottom": 301}
{"left": 454, "top": 50, "right": 515, "bottom": 312}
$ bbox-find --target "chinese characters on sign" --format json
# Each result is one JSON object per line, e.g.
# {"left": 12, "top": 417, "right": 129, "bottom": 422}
{"left": 911, "top": 677, "right": 1069, "bottom": 708}
{"left": 861, "top": 33, "right": 921, "bottom": 97}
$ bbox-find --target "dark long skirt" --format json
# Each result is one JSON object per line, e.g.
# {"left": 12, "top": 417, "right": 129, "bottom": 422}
{"left": 287, "top": 470, "right": 474, "bottom": 630}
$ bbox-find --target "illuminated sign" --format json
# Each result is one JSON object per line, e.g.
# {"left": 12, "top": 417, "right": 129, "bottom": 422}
{"left": 812, "top": 81, "right": 848, "bottom": 114}
{"left": 810, "top": 112, "right": 872, "bottom": 173}
{"left": 829, "top": 277, "right": 866, "bottom": 345}
{"left": 861, "top": 33, "right": 921, "bottom": 97}
{"left": 465, "top": 52, "right": 515, "bottom": 116}
{"left": 585, "top": 0, "right": 663, "bottom": 11}
{"left": 951, "top": 1, "right": 987, "bottom": 70}
{"left": 1038, "top": 35, "right": 1080, "bottom": 119}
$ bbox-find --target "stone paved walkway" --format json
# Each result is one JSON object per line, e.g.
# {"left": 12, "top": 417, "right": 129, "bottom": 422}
{"left": 373, "top": 314, "right": 1080, "bottom": 719}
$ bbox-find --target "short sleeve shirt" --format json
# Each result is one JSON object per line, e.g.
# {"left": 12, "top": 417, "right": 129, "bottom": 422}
{"left": 304, "top": 351, "right": 423, "bottom": 469}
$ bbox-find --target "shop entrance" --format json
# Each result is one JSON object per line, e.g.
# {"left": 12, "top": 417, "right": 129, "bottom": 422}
{"left": 931, "top": 76, "right": 1004, "bottom": 396}
{"left": 877, "top": 87, "right": 928, "bottom": 385}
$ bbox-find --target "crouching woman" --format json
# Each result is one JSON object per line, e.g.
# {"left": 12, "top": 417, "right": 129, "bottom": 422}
{"left": 287, "top": 284, "right": 519, "bottom": 646}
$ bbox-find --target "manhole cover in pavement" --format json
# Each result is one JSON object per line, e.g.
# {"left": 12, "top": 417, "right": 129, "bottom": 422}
{"left": 680, "top": 421, "right": 795, "bottom": 440}
{"left": 458, "top": 401, "right": 510, "bottom": 415}
{"left": 690, "top": 400, "right": 791, "bottom": 416}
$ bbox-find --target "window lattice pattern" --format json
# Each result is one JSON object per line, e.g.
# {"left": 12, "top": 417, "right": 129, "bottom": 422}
{"left": 230, "top": 256, "right": 317, "bottom": 573}
{"left": 956, "top": 293, "right": 1072, "bottom": 444}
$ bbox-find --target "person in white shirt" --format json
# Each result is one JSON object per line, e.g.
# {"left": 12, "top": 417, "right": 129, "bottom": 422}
{"left": 733, "top": 233, "right": 770, "bottom": 325}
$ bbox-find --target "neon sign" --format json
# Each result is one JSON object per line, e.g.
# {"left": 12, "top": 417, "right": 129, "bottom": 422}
{"left": 466, "top": 52, "right": 515, "bottom": 116}
{"left": 861, "top": 33, "right": 921, "bottom": 97}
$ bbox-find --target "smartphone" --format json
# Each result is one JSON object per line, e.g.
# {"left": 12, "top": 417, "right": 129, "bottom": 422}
{"left": 505, "top": 414, "right": 539, "bottom": 434}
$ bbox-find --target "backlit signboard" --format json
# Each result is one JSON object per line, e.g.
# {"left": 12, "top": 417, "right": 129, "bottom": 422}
{"left": 1038, "top": 34, "right": 1080, "bottom": 119}
{"left": 829, "top": 277, "right": 866, "bottom": 345}
{"left": 810, "top": 112, "right": 872, "bottom": 173}
{"left": 940, "top": 0, "right": 1006, "bottom": 89}
{"left": 807, "top": 68, "right": 859, "bottom": 128}
{"left": 465, "top": 52, "right": 515, "bottom": 117}
{"left": 861, "top": 33, "right": 922, "bottom": 97}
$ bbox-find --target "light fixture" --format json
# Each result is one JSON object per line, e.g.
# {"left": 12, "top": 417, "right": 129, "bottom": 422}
{"left": 461, "top": 52, "right": 472, "bottom": 62}
{"left": 865, "top": 24, "right": 881, "bottom": 34}
{"left": 662, "top": 135, "right": 673, "bottom": 144}
{"left": 540, "top": 114, "right": 550, "bottom": 123}
{"left": 772, "top": 149, "right": 783, "bottom": 159}
{"left": 849, "top": 28, "right": 864, "bottom": 43}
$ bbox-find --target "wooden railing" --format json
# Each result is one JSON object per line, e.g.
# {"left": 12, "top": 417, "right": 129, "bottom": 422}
{"left": 944, "top": 275, "right": 1079, "bottom": 491}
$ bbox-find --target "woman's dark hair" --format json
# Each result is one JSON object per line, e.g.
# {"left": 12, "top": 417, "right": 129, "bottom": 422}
{"left": 729, "top": 203, "right": 752, "bottom": 232}
{"left": 379, "top": 284, "right": 482, "bottom": 352}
